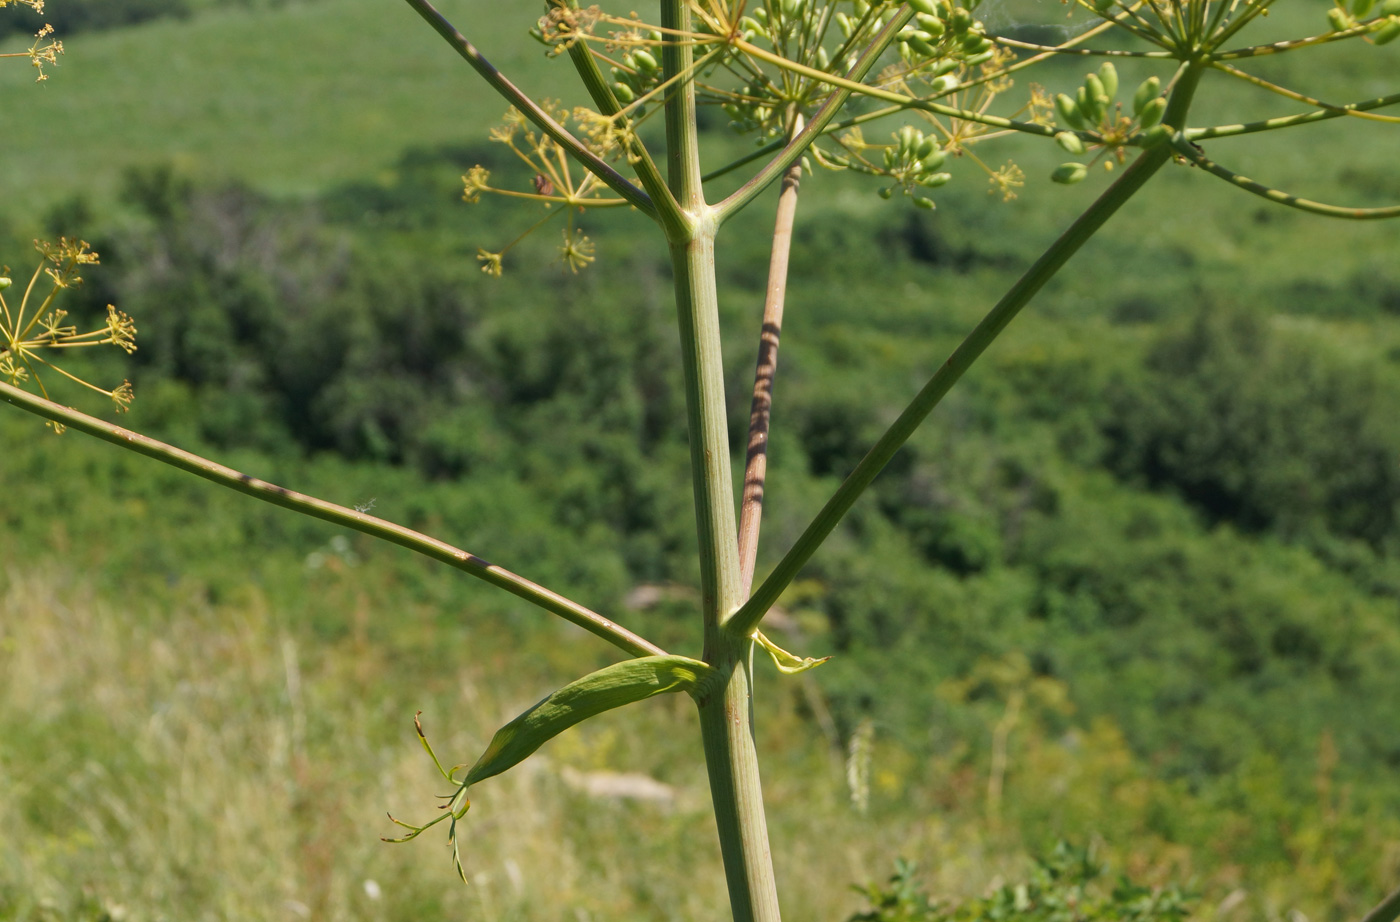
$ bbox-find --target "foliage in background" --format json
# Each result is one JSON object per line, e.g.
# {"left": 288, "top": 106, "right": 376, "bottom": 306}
{"left": 3, "top": 0, "right": 1400, "bottom": 919}
{"left": 849, "top": 845, "right": 1192, "bottom": 922}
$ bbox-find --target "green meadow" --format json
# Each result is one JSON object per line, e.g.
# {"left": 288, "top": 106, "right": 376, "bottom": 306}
{"left": 2, "top": 1, "right": 1400, "bottom": 919}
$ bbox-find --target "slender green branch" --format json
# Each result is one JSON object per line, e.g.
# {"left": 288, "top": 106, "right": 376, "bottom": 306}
{"left": 1186, "top": 91, "right": 1400, "bottom": 139}
{"left": 715, "top": 7, "right": 916, "bottom": 223}
{"left": 1210, "top": 61, "right": 1400, "bottom": 124}
{"left": 401, "top": 0, "right": 655, "bottom": 218}
{"left": 724, "top": 60, "right": 1208, "bottom": 639}
{"left": 1170, "top": 136, "right": 1400, "bottom": 219}
{"left": 1214, "top": 23, "right": 1375, "bottom": 60}
{"left": 0, "top": 380, "right": 668, "bottom": 659}
{"left": 993, "top": 37, "right": 1174, "bottom": 58}
{"left": 563, "top": 34, "right": 687, "bottom": 235}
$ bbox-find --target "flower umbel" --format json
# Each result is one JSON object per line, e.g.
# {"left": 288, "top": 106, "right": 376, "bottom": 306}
{"left": 0, "top": 239, "right": 138, "bottom": 418}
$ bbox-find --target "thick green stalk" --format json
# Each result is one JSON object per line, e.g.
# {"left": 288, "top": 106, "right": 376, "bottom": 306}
{"left": 725, "top": 61, "right": 1208, "bottom": 639}
{"left": 656, "top": 2, "right": 781, "bottom": 919}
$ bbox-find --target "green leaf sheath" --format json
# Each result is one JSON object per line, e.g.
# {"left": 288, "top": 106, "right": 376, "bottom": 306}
{"left": 463, "top": 655, "right": 717, "bottom": 786}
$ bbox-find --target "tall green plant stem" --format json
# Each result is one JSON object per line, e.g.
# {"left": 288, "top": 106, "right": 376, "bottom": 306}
{"left": 726, "top": 60, "right": 1209, "bottom": 639}
{"left": 656, "top": 2, "right": 780, "bottom": 920}
{"left": 0, "top": 380, "right": 665, "bottom": 658}
{"left": 1359, "top": 884, "right": 1400, "bottom": 922}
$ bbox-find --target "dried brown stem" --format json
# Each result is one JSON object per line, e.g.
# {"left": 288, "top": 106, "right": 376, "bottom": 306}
{"left": 737, "top": 128, "right": 803, "bottom": 599}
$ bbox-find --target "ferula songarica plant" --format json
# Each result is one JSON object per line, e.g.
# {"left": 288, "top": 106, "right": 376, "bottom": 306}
{"left": 2, "top": 1, "right": 1398, "bottom": 920}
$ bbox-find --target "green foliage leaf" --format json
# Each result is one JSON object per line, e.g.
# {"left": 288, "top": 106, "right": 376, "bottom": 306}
{"left": 463, "top": 655, "right": 716, "bottom": 786}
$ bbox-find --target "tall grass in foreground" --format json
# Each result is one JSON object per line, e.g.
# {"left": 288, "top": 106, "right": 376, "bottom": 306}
{"left": 4, "top": 546, "right": 1394, "bottom": 921}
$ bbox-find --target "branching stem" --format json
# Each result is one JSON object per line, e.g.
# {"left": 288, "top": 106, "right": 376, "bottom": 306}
{"left": 402, "top": 0, "right": 655, "bottom": 218}
{"left": 724, "top": 60, "right": 1209, "bottom": 639}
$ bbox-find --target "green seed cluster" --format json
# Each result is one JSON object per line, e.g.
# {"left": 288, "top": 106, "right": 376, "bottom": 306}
{"left": 1051, "top": 63, "right": 1170, "bottom": 185}
{"left": 610, "top": 31, "right": 665, "bottom": 108}
{"left": 1330, "top": 0, "right": 1400, "bottom": 44}
{"left": 894, "top": 0, "right": 994, "bottom": 69}
{"left": 878, "top": 123, "right": 951, "bottom": 208}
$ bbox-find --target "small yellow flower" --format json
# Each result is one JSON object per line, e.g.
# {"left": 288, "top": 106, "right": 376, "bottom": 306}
{"left": 559, "top": 228, "right": 595, "bottom": 273}
{"left": 462, "top": 166, "right": 491, "bottom": 204}
{"left": 477, "top": 249, "right": 504, "bottom": 277}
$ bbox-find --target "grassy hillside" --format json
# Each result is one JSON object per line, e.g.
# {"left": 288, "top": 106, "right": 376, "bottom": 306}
{"left": 3, "top": 2, "right": 1400, "bottom": 921}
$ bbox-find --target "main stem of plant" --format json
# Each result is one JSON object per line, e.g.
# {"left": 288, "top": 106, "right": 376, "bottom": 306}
{"left": 658, "top": 3, "right": 780, "bottom": 920}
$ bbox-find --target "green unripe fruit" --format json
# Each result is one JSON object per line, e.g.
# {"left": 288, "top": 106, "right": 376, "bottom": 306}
{"left": 961, "top": 32, "right": 991, "bottom": 52}
{"left": 0, "top": 277, "right": 10, "bottom": 290}
{"left": 1353, "top": 0, "right": 1377, "bottom": 17}
{"left": 1138, "top": 96, "right": 1167, "bottom": 128}
{"left": 1092, "top": 0, "right": 1113, "bottom": 12}
{"left": 1077, "top": 85, "right": 1103, "bottom": 125}
{"left": 898, "top": 124, "right": 920, "bottom": 153}
{"left": 613, "top": 81, "right": 636, "bottom": 102}
{"left": 781, "top": 0, "right": 800, "bottom": 19}
{"left": 950, "top": 7, "right": 973, "bottom": 32}
{"left": 1085, "top": 73, "right": 1107, "bottom": 105}
{"left": 913, "top": 195, "right": 937, "bottom": 210}
{"left": 1055, "top": 131, "right": 1087, "bottom": 155}
{"left": 1132, "top": 75, "right": 1161, "bottom": 116}
{"left": 916, "top": 12, "right": 946, "bottom": 34}
{"left": 929, "top": 74, "right": 959, "bottom": 94}
{"left": 1374, "top": 17, "right": 1400, "bottom": 42}
{"left": 879, "top": 186, "right": 895, "bottom": 199}
{"left": 1328, "top": 7, "right": 1352, "bottom": 29}
{"left": 1056, "top": 93, "right": 1086, "bottom": 129}
{"left": 1051, "top": 162, "right": 1089, "bottom": 185}
{"left": 908, "top": 34, "right": 940, "bottom": 57}
{"left": 918, "top": 171, "right": 951, "bottom": 188}
{"left": 963, "top": 48, "right": 995, "bottom": 66}
{"left": 853, "top": 0, "right": 870, "bottom": 15}
{"left": 915, "top": 136, "right": 938, "bottom": 160}
{"left": 1098, "top": 62, "right": 1118, "bottom": 99}
{"left": 909, "top": 0, "right": 939, "bottom": 15}
{"left": 632, "top": 49, "right": 658, "bottom": 72}
{"left": 1384, "top": 0, "right": 1400, "bottom": 14}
